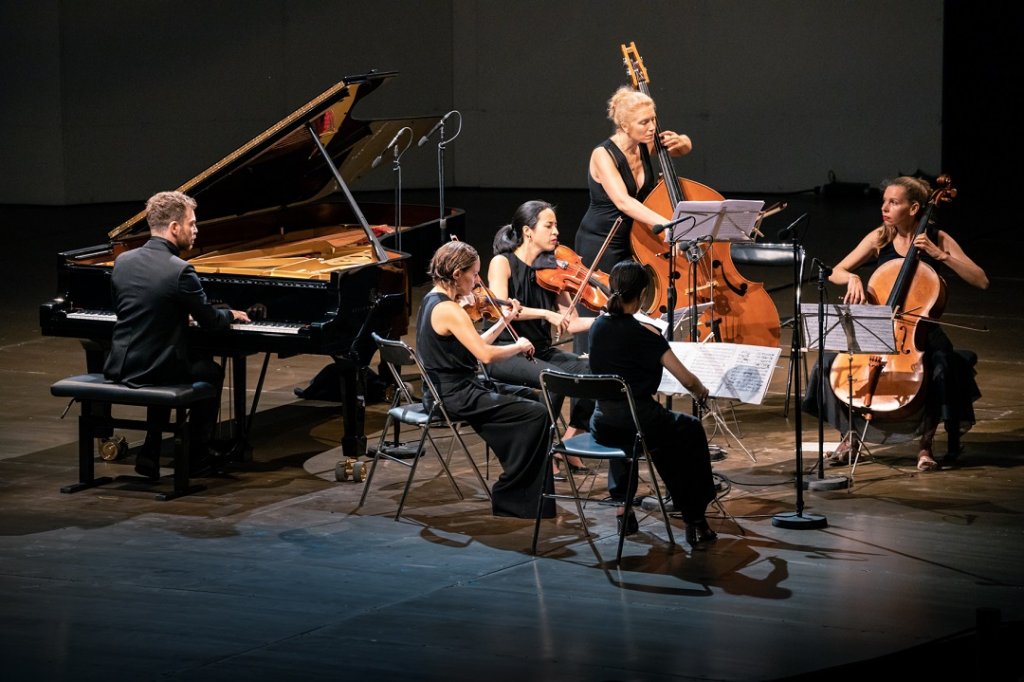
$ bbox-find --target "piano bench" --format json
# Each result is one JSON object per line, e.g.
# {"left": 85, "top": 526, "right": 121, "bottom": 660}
{"left": 50, "top": 373, "right": 216, "bottom": 501}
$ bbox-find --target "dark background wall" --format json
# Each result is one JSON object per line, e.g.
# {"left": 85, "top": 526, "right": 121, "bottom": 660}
{"left": 0, "top": 1, "right": 1015, "bottom": 235}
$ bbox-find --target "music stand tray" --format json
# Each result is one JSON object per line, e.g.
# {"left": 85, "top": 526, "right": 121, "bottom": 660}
{"left": 800, "top": 303, "right": 896, "bottom": 356}
{"left": 799, "top": 302, "right": 896, "bottom": 473}
{"left": 666, "top": 199, "right": 765, "bottom": 244}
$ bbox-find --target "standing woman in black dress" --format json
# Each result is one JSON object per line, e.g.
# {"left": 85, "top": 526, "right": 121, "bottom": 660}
{"left": 574, "top": 86, "right": 692, "bottom": 354}
{"left": 416, "top": 240, "right": 555, "bottom": 519}
{"left": 486, "top": 200, "right": 595, "bottom": 477}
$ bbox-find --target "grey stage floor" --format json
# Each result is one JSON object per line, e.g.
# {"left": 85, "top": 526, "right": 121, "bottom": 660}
{"left": 1, "top": 191, "right": 1023, "bottom": 681}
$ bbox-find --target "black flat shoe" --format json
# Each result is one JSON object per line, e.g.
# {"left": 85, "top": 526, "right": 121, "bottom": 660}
{"left": 566, "top": 462, "right": 592, "bottom": 476}
{"left": 685, "top": 520, "right": 718, "bottom": 550}
{"left": 617, "top": 511, "right": 639, "bottom": 536}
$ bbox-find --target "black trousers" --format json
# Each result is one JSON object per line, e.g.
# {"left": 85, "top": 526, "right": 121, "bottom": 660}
{"left": 485, "top": 346, "right": 594, "bottom": 430}
{"left": 142, "top": 357, "right": 224, "bottom": 461}
{"left": 436, "top": 376, "right": 555, "bottom": 519}
{"left": 592, "top": 397, "right": 716, "bottom": 524}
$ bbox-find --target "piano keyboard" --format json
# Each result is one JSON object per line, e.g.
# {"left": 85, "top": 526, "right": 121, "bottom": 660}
{"left": 66, "top": 310, "right": 305, "bottom": 335}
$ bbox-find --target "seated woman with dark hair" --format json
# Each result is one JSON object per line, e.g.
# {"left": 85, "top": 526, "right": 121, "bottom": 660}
{"left": 486, "top": 200, "right": 596, "bottom": 479}
{"left": 587, "top": 259, "right": 718, "bottom": 548}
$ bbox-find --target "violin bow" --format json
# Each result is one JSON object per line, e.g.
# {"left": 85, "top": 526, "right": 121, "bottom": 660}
{"left": 554, "top": 217, "right": 623, "bottom": 339}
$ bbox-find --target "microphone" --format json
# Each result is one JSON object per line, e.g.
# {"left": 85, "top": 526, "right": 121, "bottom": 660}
{"left": 652, "top": 214, "right": 695, "bottom": 235}
{"left": 812, "top": 257, "right": 834, "bottom": 276}
{"left": 777, "top": 212, "right": 808, "bottom": 241}
{"left": 371, "top": 128, "right": 409, "bottom": 168}
{"left": 418, "top": 110, "right": 457, "bottom": 147}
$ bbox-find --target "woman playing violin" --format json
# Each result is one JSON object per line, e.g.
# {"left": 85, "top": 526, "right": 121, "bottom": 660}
{"left": 574, "top": 86, "right": 692, "bottom": 353}
{"left": 486, "top": 200, "right": 596, "bottom": 478}
{"left": 804, "top": 176, "right": 988, "bottom": 471}
{"left": 417, "top": 240, "right": 555, "bottom": 518}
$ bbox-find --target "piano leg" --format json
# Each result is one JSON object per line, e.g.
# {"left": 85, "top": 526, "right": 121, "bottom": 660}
{"left": 229, "top": 355, "right": 252, "bottom": 461}
{"left": 335, "top": 357, "right": 367, "bottom": 458}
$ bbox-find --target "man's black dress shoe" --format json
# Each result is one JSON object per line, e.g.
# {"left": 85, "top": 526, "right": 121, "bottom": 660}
{"left": 134, "top": 454, "right": 161, "bottom": 480}
{"left": 685, "top": 519, "right": 718, "bottom": 550}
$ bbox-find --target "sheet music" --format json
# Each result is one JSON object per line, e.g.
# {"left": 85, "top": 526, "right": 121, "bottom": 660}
{"left": 667, "top": 199, "right": 765, "bottom": 243}
{"left": 634, "top": 302, "right": 714, "bottom": 334}
{"left": 658, "top": 341, "right": 781, "bottom": 405}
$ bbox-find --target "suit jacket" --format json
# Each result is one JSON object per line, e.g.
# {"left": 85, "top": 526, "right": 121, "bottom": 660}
{"left": 103, "top": 237, "right": 232, "bottom": 387}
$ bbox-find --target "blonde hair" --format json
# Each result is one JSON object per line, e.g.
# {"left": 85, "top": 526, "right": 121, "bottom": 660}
{"left": 607, "top": 86, "right": 654, "bottom": 130}
{"left": 145, "top": 191, "right": 196, "bottom": 234}
{"left": 875, "top": 176, "right": 932, "bottom": 251}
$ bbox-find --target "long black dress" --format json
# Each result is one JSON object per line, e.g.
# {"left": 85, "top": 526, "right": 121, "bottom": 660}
{"left": 573, "top": 139, "right": 657, "bottom": 354}
{"left": 588, "top": 312, "right": 716, "bottom": 524}
{"left": 416, "top": 291, "right": 555, "bottom": 518}
{"left": 802, "top": 241, "right": 981, "bottom": 445}
{"left": 484, "top": 253, "right": 594, "bottom": 431}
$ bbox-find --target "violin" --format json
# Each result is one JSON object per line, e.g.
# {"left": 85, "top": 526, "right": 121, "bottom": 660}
{"left": 533, "top": 244, "right": 613, "bottom": 312}
{"left": 828, "top": 175, "right": 955, "bottom": 420}
{"left": 620, "top": 43, "right": 781, "bottom": 347}
{"left": 460, "top": 286, "right": 513, "bottom": 323}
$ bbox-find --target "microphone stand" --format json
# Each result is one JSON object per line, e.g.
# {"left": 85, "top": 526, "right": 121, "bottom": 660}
{"left": 389, "top": 129, "right": 412, "bottom": 253}
{"left": 772, "top": 218, "right": 828, "bottom": 530}
{"left": 660, "top": 218, "right": 698, "bottom": 412}
{"left": 436, "top": 123, "right": 448, "bottom": 243}
{"left": 807, "top": 259, "right": 849, "bottom": 491}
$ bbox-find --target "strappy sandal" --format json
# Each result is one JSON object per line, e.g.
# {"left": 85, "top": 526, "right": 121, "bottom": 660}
{"left": 826, "top": 441, "right": 851, "bottom": 467}
{"left": 917, "top": 451, "right": 938, "bottom": 472}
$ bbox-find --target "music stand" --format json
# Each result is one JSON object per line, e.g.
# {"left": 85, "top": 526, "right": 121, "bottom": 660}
{"left": 801, "top": 302, "right": 895, "bottom": 482}
{"left": 665, "top": 200, "right": 763, "bottom": 407}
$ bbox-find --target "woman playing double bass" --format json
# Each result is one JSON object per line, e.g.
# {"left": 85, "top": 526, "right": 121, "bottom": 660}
{"left": 486, "top": 200, "right": 596, "bottom": 478}
{"left": 804, "top": 176, "right": 988, "bottom": 471}
{"left": 573, "top": 86, "right": 693, "bottom": 353}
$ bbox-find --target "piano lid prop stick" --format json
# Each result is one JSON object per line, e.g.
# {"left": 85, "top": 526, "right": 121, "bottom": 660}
{"left": 305, "top": 123, "right": 389, "bottom": 263}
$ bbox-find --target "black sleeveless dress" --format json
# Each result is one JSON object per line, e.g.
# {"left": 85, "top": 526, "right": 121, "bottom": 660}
{"left": 484, "top": 254, "right": 595, "bottom": 430}
{"left": 576, "top": 138, "right": 657, "bottom": 273}
{"left": 416, "top": 291, "right": 555, "bottom": 518}
{"left": 573, "top": 139, "right": 657, "bottom": 356}
{"left": 802, "top": 242, "right": 980, "bottom": 444}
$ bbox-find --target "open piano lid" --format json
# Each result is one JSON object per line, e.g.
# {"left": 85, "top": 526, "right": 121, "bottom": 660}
{"left": 108, "top": 70, "right": 439, "bottom": 241}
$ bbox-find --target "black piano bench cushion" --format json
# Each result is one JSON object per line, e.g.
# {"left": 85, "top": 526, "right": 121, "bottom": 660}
{"left": 50, "top": 373, "right": 215, "bottom": 407}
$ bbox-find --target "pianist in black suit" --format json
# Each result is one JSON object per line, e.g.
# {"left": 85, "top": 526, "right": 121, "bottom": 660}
{"left": 103, "top": 191, "right": 250, "bottom": 478}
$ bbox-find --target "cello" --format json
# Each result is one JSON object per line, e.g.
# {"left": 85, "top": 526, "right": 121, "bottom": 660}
{"left": 828, "top": 175, "right": 955, "bottom": 420}
{"left": 620, "top": 42, "right": 781, "bottom": 347}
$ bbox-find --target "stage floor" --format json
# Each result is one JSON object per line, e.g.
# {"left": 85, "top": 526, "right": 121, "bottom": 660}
{"left": 2, "top": 192, "right": 1022, "bottom": 681}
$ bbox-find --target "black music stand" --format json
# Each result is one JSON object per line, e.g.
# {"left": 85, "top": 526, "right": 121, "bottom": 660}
{"left": 665, "top": 200, "right": 763, "bottom": 458}
{"left": 665, "top": 199, "right": 765, "bottom": 345}
{"left": 801, "top": 301, "right": 895, "bottom": 484}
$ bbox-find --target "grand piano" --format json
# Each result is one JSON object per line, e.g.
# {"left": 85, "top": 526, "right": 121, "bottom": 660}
{"left": 39, "top": 70, "right": 464, "bottom": 459}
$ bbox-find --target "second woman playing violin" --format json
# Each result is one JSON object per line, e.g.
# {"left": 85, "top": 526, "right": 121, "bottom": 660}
{"left": 486, "top": 200, "right": 597, "bottom": 477}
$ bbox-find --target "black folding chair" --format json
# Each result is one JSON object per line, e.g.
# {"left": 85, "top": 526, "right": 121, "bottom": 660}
{"left": 359, "top": 333, "right": 490, "bottom": 520}
{"left": 531, "top": 369, "right": 675, "bottom": 563}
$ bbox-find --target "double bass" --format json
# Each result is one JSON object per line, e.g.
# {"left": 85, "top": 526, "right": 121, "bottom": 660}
{"left": 620, "top": 43, "right": 781, "bottom": 347}
{"left": 828, "top": 175, "right": 956, "bottom": 420}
